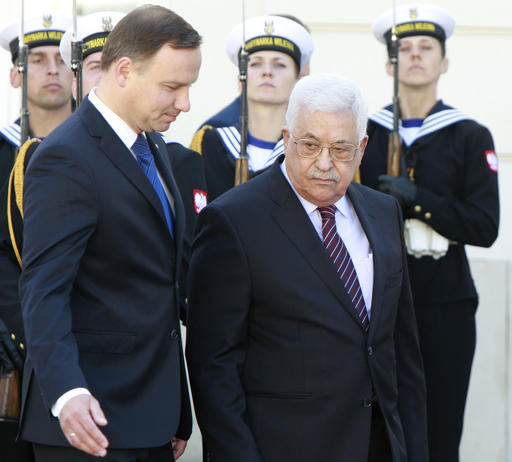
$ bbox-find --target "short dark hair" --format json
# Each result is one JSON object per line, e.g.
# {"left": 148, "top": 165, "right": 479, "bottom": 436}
{"left": 101, "top": 5, "right": 202, "bottom": 71}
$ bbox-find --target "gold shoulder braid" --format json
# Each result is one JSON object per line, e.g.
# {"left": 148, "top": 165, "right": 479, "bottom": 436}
{"left": 189, "top": 125, "right": 212, "bottom": 155}
{"left": 7, "top": 138, "right": 41, "bottom": 268}
{"left": 354, "top": 168, "right": 361, "bottom": 184}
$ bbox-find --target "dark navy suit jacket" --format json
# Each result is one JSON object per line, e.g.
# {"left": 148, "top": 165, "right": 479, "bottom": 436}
{"left": 18, "top": 98, "right": 191, "bottom": 448}
{"left": 187, "top": 158, "right": 428, "bottom": 462}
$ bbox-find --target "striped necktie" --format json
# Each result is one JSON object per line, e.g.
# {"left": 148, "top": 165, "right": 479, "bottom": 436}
{"left": 131, "top": 133, "right": 174, "bottom": 238}
{"left": 318, "top": 205, "right": 369, "bottom": 330}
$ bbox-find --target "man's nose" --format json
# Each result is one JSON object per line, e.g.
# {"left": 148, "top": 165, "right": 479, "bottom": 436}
{"left": 47, "top": 57, "right": 59, "bottom": 75}
{"left": 175, "top": 87, "right": 191, "bottom": 113}
{"left": 315, "top": 146, "right": 333, "bottom": 170}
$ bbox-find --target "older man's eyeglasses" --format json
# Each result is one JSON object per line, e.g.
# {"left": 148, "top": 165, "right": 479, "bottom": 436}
{"left": 291, "top": 136, "right": 360, "bottom": 162}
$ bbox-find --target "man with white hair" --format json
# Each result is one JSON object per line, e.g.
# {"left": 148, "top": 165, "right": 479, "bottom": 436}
{"left": 187, "top": 74, "right": 428, "bottom": 462}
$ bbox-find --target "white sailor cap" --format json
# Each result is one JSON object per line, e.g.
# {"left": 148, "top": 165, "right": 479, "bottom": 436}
{"left": 372, "top": 3, "right": 455, "bottom": 45}
{"left": 59, "top": 11, "right": 125, "bottom": 69}
{"left": 0, "top": 13, "right": 72, "bottom": 62}
{"left": 225, "top": 15, "right": 314, "bottom": 69}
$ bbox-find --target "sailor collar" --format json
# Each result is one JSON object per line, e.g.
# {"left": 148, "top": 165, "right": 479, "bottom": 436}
{"left": 216, "top": 125, "right": 285, "bottom": 172}
{"left": 369, "top": 100, "right": 469, "bottom": 144}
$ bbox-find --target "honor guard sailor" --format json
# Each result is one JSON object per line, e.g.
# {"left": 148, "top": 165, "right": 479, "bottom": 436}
{"left": 359, "top": 4, "right": 500, "bottom": 462}
{"left": 190, "top": 15, "right": 314, "bottom": 200}
{"left": 0, "top": 13, "right": 72, "bottom": 187}
{"left": 196, "top": 14, "right": 312, "bottom": 130}
{"left": 59, "top": 11, "right": 126, "bottom": 99}
{"left": 0, "top": 12, "right": 72, "bottom": 462}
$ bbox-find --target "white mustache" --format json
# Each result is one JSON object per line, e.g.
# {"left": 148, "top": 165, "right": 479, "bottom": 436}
{"left": 307, "top": 169, "right": 340, "bottom": 181}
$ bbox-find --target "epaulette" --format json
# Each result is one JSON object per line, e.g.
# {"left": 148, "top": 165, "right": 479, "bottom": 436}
{"left": 189, "top": 125, "right": 213, "bottom": 155}
{"left": 0, "top": 122, "right": 21, "bottom": 148}
{"left": 7, "top": 138, "right": 41, "bottom": 268}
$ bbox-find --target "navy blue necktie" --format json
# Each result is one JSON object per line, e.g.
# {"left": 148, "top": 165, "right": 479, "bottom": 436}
{"left": 131, "top": 133, "right": 174, "bottom": 238}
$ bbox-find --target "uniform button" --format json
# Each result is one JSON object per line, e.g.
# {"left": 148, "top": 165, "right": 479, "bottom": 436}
{"left": 363, "top": 400, "right": 373, "bottom": 408}
{"left": 19, "top": 343, "right": 25, "bottom": 350}
{"left": 367, "top": 346, "right": 374, "bottom": 356}
{"left": 414, "top": 205, "right": 422, "bottom": 213}
{"left": 170, "top": 329, "right": 179, "bottom": 340}
{"left": 185, "top": 297, "right": 189, "bottom": 304}
{"left": 425, "top": 212, "right": 432, "bottom": 219}
{"left": 11, "top": 333, "right": 16, "bottom": 341}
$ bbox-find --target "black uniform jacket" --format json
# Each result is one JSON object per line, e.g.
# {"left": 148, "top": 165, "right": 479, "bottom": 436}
{"left": 18, "top": 98, "right": 191, "bottom": 447}
{"left": 186, "top": 157, "right": 428, "bottom": 462}
{"left": 0, "top": 122, "right": 20, "bottom": 187}
{"left": 360, "top": 100, "right": 499, "bottom": 305}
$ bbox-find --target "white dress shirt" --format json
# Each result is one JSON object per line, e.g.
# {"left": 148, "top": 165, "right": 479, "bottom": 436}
{"left": 281, "top": 160, "right": 374, "bottom": 315}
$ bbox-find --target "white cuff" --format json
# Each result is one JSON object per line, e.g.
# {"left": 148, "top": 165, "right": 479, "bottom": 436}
{"left": 51, "top": 388, "right": 91, "bottom": 418}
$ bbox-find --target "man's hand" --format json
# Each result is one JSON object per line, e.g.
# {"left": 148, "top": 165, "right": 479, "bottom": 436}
{"left": 0, "top": 319, "right": 24, "bottom": 373}
{"left": 377, "top": 174, "right": 417, "bottom": 210}
{"left": 172, "top": 437, "right": 187, "bottom": 460}
{"left": 59, "top": 394, "right": 109, "bottom": 457}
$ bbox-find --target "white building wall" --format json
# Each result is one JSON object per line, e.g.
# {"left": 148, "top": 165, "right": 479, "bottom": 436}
{"left": 1, "top": 1, "right": 511, "bottom": 459}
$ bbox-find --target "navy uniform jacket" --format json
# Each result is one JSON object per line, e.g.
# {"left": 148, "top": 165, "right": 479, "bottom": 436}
{"left": 0, "top": 122, "right": 20, "bottom": 188}
{"left": 187, "top": 157, "right": 428, "bottom": 462}
{"left": 359, "top": 100, "right": 499, "bottom": 305}
{"left": 18, "top": 98, "right": 191, "bottom": 448}
{"left": 199, "top": 96, "right": 241, "bottom": 129}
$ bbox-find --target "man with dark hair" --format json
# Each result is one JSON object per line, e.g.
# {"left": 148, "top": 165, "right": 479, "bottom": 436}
{"left": 0, "top": 12, "right": 73, "bottom": 462}
{"left": 18, "top": 5, "right": 201, "bottom": 461}
{"left": 0, "top": 13, "right": 73, "bottom": 188}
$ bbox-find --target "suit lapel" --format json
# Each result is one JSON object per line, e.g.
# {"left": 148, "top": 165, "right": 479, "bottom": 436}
{"left": 79, "top": 100, "right": 166, "bottom": 224}
{"left": 347, "top": 184, "right": 385, "bottom": 337}
{"left": 268, "top": 160, "right": 365, "bottom": 330}
{"left": 78, "top": 100, "right": 176, "bottom": 244}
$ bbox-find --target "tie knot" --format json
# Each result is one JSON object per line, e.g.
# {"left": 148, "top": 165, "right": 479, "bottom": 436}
{"left": 132, "top": 133, "right": 152, "bottom": 160}
{"left": 318, "top": 205, "right": 337, "bottom": 221}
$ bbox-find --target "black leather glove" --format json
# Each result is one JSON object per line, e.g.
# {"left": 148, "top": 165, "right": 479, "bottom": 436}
{"left": 377, "top": 174, "right": 417, "bottom": 210}
{"left": 0, "top": 318, "right": 24, "bottom": 373}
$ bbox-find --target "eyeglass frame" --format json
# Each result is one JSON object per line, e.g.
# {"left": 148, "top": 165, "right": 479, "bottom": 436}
{"left": 290, "top": 135, "right": 362, "bottom": 162}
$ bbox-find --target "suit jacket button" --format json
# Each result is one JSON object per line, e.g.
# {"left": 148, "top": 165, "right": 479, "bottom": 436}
{"left": 363, "top": 400, "right": 373, "bottom": 408}
{"left": 367, "top": 346, "right": 374, "bottom": 356}
{"left": 170, "top": 329, "right": 179, "bottom": 339}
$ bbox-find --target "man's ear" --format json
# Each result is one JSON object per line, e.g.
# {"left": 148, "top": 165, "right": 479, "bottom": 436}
{"left": 10, "top": 66, "right": 21, "bottom": 88}
{"left": 282, "top": 128, "right": 290, "bottom": 149}
{"left": 359, "top": 135, "right": 369, "bottom": 160}
{"left": 113, "top": 57, "right": 133, "bottom": 87}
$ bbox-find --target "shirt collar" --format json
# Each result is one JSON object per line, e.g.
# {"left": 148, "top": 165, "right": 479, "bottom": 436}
{"left": 88, "top": 87, "right": 139, "bottom": 150}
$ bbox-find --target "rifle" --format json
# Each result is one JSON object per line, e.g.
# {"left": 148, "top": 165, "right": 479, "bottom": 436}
{"left": 234, "top": 0, "right": 249, "bottom": 186}
{"left": 18, "top": 0, "right": 29, "bottom": 146}
{"left": 71, "top": 0, "right": 83, "bottom": 107}
{"left": 387, "top": 0, "right": 401, "bottom": 177}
